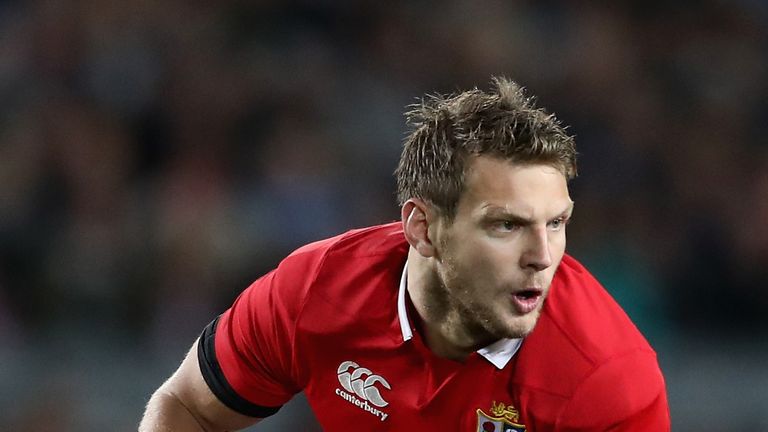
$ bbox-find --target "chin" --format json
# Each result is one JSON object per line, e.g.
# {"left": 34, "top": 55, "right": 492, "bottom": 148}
{"left": 503, "top": 326, "right": 534, "bottom": 339}
{"left": 501, "top": 312, "right": 541, "bottom": 339}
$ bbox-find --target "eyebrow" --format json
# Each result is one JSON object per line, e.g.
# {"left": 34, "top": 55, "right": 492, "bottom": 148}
{"left": 480, "top": 202, "right": 574, "bottom": 224}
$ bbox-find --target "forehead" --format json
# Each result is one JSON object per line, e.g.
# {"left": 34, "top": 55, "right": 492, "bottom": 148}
{"left": 458, "top": 156, "right": 571, "bottom": 217}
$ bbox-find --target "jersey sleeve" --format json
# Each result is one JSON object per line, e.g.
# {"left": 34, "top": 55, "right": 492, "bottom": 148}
{"left": 556, "top": 349, "right": 670, "bottom": 431}
{"left": 198, "top": 250, "right": 319, "bottom": 418}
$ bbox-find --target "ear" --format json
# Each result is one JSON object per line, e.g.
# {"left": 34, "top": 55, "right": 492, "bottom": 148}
{"left": 401, "top": 198, "right": 437, "bottom": 258}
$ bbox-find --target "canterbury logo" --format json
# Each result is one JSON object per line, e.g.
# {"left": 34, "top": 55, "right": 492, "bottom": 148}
{"left": 336, "top": 361, "right": 391, "bottom": 408}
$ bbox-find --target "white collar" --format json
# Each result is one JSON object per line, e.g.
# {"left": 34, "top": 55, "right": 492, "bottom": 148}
{"left": 397, "top": 262, "right": 523, "bottom": 370}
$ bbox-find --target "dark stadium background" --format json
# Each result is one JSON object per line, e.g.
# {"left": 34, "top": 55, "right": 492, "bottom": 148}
{"left": 1, "top": 1, "right": 766, "bottom": 430}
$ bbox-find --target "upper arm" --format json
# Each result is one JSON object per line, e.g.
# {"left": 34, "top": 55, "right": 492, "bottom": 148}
{"left": 186, "top": 251, "right": 316, "bottom": 421}
{"left": 158, "top": 339, "right": 262, "bottom": 432}
{"left": 159, "top": 249, "right": 319, "bottom": 430}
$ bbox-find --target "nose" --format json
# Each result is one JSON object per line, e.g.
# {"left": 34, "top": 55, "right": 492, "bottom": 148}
{"left": 520, "top": 227, "right": 553, "bottom": 272}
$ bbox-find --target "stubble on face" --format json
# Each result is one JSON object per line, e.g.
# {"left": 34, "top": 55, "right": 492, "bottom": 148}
{"left": 417, "top": 158, "right": 570, "bottom": 352}
{"left": 432, "top": 232, "right": 541, "bottom": 346}
{"left": 436, "top": 160, "right": 572, "bottom": 341}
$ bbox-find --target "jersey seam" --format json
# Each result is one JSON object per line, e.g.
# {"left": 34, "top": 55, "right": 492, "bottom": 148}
{"left": 544, "top": 309, "right": 599, "bottom": 368}
{"left": 554, "top": 347, "right": 658, "bottom": 428}
{"left": 287, "top": 224, "right": 407, "bottom": 347}
{"left": 510, "top": 381, "right": 573, "bottom": 399}
{"left": 288, "top": 243, "right": 333, "bottom": 389}
{"left": 279, "top": 224, "right": 402, "bottom": 387}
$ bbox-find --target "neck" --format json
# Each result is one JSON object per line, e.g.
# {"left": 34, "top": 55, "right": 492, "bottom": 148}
{"left": 405, "top": 248, "right": 495, "bottom": 362}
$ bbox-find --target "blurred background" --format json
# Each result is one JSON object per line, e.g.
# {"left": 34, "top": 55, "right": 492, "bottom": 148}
{"left": 1, "top": 0, "right": 767, "bottom": 430}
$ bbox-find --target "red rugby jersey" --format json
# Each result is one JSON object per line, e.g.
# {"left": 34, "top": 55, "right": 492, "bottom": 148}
{"left": 198, "top": 223, "right": 670, "bottom": 431}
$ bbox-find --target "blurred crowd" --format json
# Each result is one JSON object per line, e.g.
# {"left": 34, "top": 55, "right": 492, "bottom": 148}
{"left": 1, "top": 1, "right": 767, "bottom": 430}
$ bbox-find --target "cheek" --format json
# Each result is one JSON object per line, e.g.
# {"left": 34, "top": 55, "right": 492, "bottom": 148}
{"left": 442, "top": 238, "right": 491, "bottom": 278}
{"left": 456, "top": 240, "right": 518, "bottom": 281}
{"left": 550, "top": 231, "right": 567, "bottom": 252}
{"left": 549, "top": 235, "right": 568, "bottom": 267}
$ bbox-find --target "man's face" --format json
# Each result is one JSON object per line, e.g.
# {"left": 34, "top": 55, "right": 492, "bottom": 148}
{"left": 431, "top": 156, "right": 573, "bottom": 340}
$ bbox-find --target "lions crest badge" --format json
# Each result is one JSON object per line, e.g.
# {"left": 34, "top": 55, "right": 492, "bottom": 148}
{"left": 476, "top": 401, "right": 527, "bottom": 432}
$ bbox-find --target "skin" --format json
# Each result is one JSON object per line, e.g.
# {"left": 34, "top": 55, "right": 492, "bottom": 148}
{"left": 402, "top": 156, "right": 573, "bottom": 361}
{"left": 138, "top": 340, "right": 262, "bottom": 431}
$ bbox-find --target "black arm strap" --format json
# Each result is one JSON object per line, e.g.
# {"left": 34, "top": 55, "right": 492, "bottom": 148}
{"left": 197, "top": 316, "right": 283, "bottom": 418}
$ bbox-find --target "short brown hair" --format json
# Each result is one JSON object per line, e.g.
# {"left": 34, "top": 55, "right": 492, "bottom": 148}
{"left": 395, "top": 76, "right": 577, "bottom": 218}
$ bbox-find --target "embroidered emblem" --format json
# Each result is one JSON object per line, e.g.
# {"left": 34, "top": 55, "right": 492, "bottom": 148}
{"left": 476, "top": 400, "right": 527, "bottom": 431}
{"left": 335, "top": 361, "right": 391, "bottom": 422}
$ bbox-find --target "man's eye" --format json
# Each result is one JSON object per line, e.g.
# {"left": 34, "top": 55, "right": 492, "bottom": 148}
{"left": 497, "top": 221, "right": 519, "bottom": 232}
{"left": 548, "top": 217, "right": 568, "bottom": 231}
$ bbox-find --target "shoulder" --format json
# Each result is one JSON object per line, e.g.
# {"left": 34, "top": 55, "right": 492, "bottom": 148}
{"left": 283, "top": 222, "right": 407, "bottom": 268}
{"left": 515, "top": 255, "right": 667, "bottom": 425}
{"left": 557, "top": 347, "right": 668, "bottom": 429}
{"left": 241, "top": 222, "right": 407, "bottom": 327}
{"left": 277, "top": 221, "right": 408, "bottom": 325}
{"left": 272, "top": 222, "right": 407, "bottom": 284}
{"left": 541, "top": 254, "right": 654, "bottom": 361}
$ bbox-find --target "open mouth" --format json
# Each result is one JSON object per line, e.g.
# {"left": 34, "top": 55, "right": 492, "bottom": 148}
{"left": 514, "top": 289, "right": 541, "bottom": 300}
{"left": 510, "top": 288, "right": 543, "bottom": 314}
